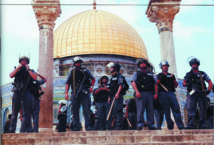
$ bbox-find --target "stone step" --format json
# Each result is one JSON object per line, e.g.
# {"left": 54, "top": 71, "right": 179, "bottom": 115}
{"left": 2, "top": 129, "right": 214, "bottom": 139}
{"left": 2, "top": 130, "right": 214, "bottom": 145}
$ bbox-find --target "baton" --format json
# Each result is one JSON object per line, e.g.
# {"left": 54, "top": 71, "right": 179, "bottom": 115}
{"left": 106, "top": 97, "right": 116, "bottom": 121}
{"left": 160, "top": 83, "right": 168, "bottom": 92}
{"left": 126, "top": 118, "right": 132, "bottom": 128}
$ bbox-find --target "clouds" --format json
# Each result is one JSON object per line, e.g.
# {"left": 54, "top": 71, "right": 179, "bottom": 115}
{"left": 174, "top": 20, "right": 209, "bottom": 38}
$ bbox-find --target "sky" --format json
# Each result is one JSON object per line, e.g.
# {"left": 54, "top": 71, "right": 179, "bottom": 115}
{"left": 1, "top": 0, "right": 214, "bottom": 86}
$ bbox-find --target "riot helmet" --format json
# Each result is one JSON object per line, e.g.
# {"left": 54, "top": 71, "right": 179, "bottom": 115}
{"left": 100, "top": 74, "right": 109, "bottom": 84}
{"left": 107, "top": 62, "right": 120, "bottom": 73}
{"left": 73, "top": 56, "right": 83, "bottom": 64}
{"left": 137, "top": 58, "right": 148, "bottom": 67}
{"left": 159, "top": 60, "right": 170, "bottom": 68}
{"left": 58, "top": 100, "right": 68, "bottom": 113}
{"left": 189, "top": 58, "right": 200, "bottom": 66}
{"left": 19, "top": 56, "right": 30, "bottom": 64}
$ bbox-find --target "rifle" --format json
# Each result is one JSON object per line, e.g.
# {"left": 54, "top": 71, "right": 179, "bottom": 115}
{"left": 185, "top": 75, "right": 205, "bottom": 98}
{"left": 71, "top": 73, "right": 88, "bottom": 112}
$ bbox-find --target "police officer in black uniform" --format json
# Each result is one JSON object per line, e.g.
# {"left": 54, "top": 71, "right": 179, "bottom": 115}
{"left": 9, "top": 56, "right": 37, "bottom": 133}
{"left": 107, "top": 62, "right": 127, "bottom": 130}
{"left": 93, "top": 74, "right": 110, "bottom": 130}
{"left": 183, "top": 58, "right": 212, "bottom": 129}
{"left": 157, "top": 60, "right": 184, "bottom": 130}
{"left": 131, "top": 58, "right": 157, "bottom": 130}
{"left": 65, "top": 56, "right": 95, "bottom": 131}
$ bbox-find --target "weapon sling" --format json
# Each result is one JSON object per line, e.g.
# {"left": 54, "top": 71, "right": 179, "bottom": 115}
{"left": 199, "top": 72, "right": 205, "bottom": 92}
{"left": 73, "top": 69, "right": 76, "bottom": 95}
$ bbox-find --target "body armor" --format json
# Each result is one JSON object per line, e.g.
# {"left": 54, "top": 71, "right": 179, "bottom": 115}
{"left": 136, "top": 71, "right": 155, "bottom": 92}
{"left": 93, "top": 85, "right": 110, "bottom": 103}
{"left": 109, "top": 73, "right": 124, "bottom": 96}
{"left": 185, "top": 70, "right": 207, "bottom": 92}
{"left": 158, "top": 73, "right": 175, "bottom": 92}
{"left": 13, "top": 67, "right": 34, "bottom": 92}
{"left": 70, "top": 68, "right": 91, "bottom": 90}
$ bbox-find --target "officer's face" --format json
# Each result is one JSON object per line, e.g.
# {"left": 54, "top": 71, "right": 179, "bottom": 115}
{"left": 75, "top": 62, "right": 81, "bottom": 67}
{"left": 191, "top": 64, "right": 198, "bottom": 70}
{"left": 140, "top": 63, "right": 147, "bottom": 68}
{"left": 162, "top": 65, "right": 169, "bottom": 72}
{"left": 102, "top": 78, "right": 108, "bottom": 84}
{"left": 110, "top": 67, "right": 114, "bottom": 73}
{"left": 20, "top": 59, "right": 28, "bottom": 66}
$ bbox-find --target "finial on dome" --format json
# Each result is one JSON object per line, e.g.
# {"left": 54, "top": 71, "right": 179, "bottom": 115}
{"left": 93, "top": 0, "right": 96, "bottom": 10}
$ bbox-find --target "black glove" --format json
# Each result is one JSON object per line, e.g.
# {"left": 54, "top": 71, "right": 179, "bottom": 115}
{"left": 204, "top": 90, "right": 211, "bottom": 95}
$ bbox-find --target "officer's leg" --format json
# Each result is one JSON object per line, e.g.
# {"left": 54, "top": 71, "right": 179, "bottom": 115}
{"left": 71, "top": 93, "right": 81, "bottom": 131}
{"left": 146, "top": 92, "right": 156, "bottom": 129}
{"left": 136, "top": 92, "right": 146, "bottom": 129}
{"left": 9, "top": 91, "right": 21, "bottom": 133}
{"left": 93, "top": 102, "right": 100, "bottom": 130}
{"left": 208, "top": 115, "right": 213, "bottom": 129}
{"left": 32, "top": 98, "right": 40, "bottom": 132}
{"left": 169, "top": 92, "right": 184, "bottom": 129}
{"left": 159, "top": 92, "right": 174, "bottom": 130}
{"left": 99, "top": 102, "right": 105, "bottom": 130}
{"left": 186, "top": 93, "right": 197, "bottom": 128}
{"left": 114, "top": 94, "right": 123, "bottom": 129}
{"left": 81, "top": 92, "right": 92, "bottom": 130}
{"left": 197, "top": 96, "right": 207, "bottom": 129}
{"left": 23, "top": 89, "right": 34, "bottom": 132}
{"left": 154, "top": 109, "right": 162, "bottom": 129}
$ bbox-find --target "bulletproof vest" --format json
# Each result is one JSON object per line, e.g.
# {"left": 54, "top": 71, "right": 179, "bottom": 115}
{"left": 136, "top": 71, "right": 155, "bottom": 92}
{"left": 70, "top": 68, "right": 90, "bottom": 90}
{"left": 97, "top": 84, "right": 110, "bottom": 103}
{"left": 127, "top": 99, "right": 137, "bottom": 113}
{"left": 14, "top": 68, "right": 34, "bottom": 91}
{"left": 186, "top": 70, "right": 207, "bottom": 92}
{"left": 109, "top": 73, "right": 121, "bottom": 96}
{"left": 158, "top": 73, "right": 175, "bottom": 92}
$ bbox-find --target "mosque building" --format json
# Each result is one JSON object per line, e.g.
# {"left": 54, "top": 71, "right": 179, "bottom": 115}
{"left": 1, "top": 5, "right": 214, "bottom": 132}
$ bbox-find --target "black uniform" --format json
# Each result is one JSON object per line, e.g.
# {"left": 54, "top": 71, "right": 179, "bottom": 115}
{"left": 9, "top": 67, "right": 35, "bottom": 133}
{"left": 109, "top": 73, "right": 125, "bottom": 130}
{"left": 93, "top": 84, "right": 110, "bottom": 130}
{"left": 157, "top": 72, "right": 184, "bottom": 130}
{"left": 184, "top": 70, "right": 211, "bottom": 129}
{"left": 66, "top": 67, "right": 95, "bottom": 131}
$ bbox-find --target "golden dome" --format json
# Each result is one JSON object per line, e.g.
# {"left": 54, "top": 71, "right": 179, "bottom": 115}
{"left": 54, "top": 10, "right": 148, "bottom": 59}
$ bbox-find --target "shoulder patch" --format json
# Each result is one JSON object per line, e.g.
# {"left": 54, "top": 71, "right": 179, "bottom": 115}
{"left": 119, "top": 78, "right": 123, "bottom": 83}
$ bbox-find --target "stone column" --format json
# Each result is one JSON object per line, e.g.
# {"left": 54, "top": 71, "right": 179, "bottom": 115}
{"left": 32, "top": 0, "right": 61, "bottom": 133}
{"left": 146, "top": 0, "right": 181, "bottom": 77}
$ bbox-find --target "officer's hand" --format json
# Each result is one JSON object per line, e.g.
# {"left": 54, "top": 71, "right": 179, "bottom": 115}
{"left": 26, "top": 65, "right": 29, "bottom": 70}
{"left": 115, "top": 94, "right": 119, "bottom": 99}
{"left": 108, "top": 97, "right": 110, "bottom": 104}
{"left": 154, "top": 94, "right": 158, "bottom": 100}
{"left": 104, "top": 87, "right": 109, "bottom": 91}
{"left": 90, "top": 87, "right": 93, "bottom": 93}
{"left": 135, "top": 91, "right": 141, "bottom": 98}
{"left": 17, "top": 64, "right": 22, "bottom": 69}
{"left": 204, "top": 90, "right": 211, "bottom": 95}
{"left": 65, "top": 93, "right": 69, "bottom": 100}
